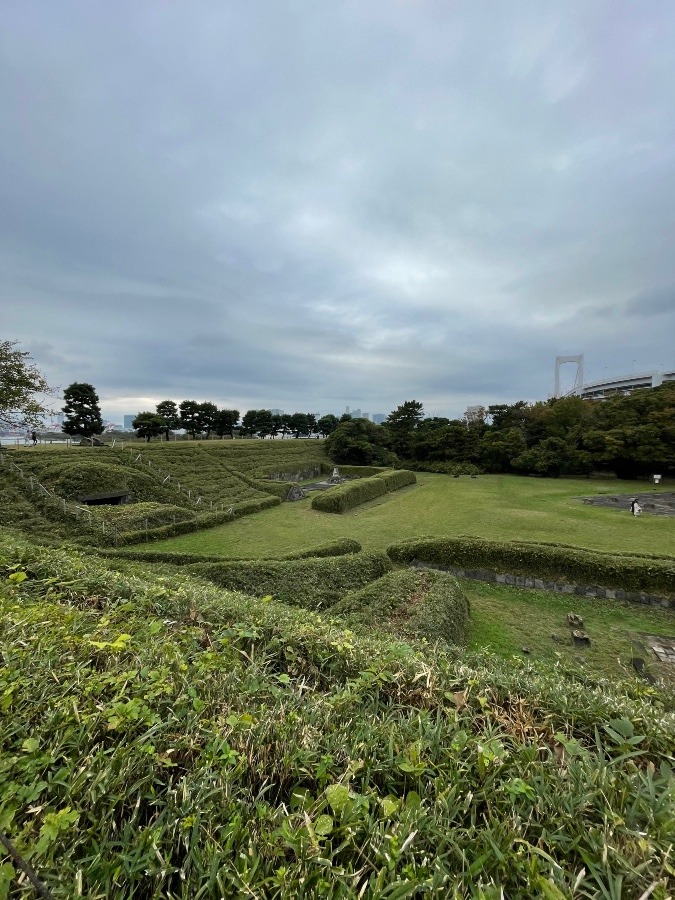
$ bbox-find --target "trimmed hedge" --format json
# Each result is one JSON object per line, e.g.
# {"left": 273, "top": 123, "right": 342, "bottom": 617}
{"left": 387, "top": 536, "right": 675, "bottom": 597}
{"left": 281, "top": 537, "right": 362, "bottom": 559}
{"left": 311, "top": 470, "right": 417, "bottom": 514}
{"left": 116, "top": 495, "right": 281, "bottom": 546}
{"left": 99, "top": 538, "right": 363, "bottom": 566}
{"left": 190, "top": 551, "right": 393, "bottom": 609}
{"left": 331, "top": 568, "right": 470, "bottom": 646}
{"left": 399, "top": 460, "right": 482, "bottom": 476}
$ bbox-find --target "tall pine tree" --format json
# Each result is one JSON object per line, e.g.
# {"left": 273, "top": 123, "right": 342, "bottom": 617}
{"left": 62, "top": 383, "right": 104, "bottom": 439}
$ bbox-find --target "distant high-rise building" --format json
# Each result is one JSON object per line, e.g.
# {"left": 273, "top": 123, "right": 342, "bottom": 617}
{"left": 371, "top": 413, "right": 386, "bottom": 425}
{"left": 362, "top": 412, "right": 371, "bottom": 421}
{"left": 345, "top": 406, "right": 350, "bottom": 415}
{"left": 270, "top": 409, "right": 284, "bottom": 416}
{"left": 123, "top": 415, "right": 136, "bottom": 430}
{"left": 352, "top": 408, "right": 362, "bottom": 419}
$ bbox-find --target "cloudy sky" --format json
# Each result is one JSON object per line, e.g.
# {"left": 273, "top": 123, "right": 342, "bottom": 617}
{"left": 2, "top": 1, "right": 674, "bottom": 423}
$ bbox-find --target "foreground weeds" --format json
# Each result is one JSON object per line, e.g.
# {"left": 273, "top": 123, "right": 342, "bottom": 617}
{"left": 1, "top": 537, "right": 674, "bottom": 899}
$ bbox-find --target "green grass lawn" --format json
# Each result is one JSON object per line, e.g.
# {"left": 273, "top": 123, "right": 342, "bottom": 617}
{"left": 463, "top": 579, "right": 675, "bottom": 685}
{"left": 135, "top": 473, "right": 675, "bottom": 682}
{"left": 146, "top": 473, "right": 675, "bottom": 558}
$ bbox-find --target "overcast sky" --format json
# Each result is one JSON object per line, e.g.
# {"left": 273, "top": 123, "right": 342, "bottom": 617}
{"left": 2, "top": 1, "right": 674, "bottom": 423}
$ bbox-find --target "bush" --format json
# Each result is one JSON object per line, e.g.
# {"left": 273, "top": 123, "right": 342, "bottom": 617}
{"left": 190, "top": 551, "right": 393, "bottom": 609}
{"left": 311, "top": 470, "right": 416, "bottom": 514}
{"left": 387, "top": 536, "right": 675, "bottom": 597}
{"left": 331, "top": 569, "right": 470, "bottom": 646}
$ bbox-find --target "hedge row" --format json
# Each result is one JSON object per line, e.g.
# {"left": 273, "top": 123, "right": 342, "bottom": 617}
{"left": 115, "top": 495, "right": 280, "bottom": 546}
{"left": 311, "top": 470, "right": 417, "bottom": 514}
{"left": 282, "top": 537, "right": 362, "bottom": 559}
{"left": 331, "top": 568, "right": 470, "bottom": 647}
{"left": 190, "top": 551, "right": 393, "bottom": 610}
{"left": 399, "top": 460, "right": 482, "bottom": 476}
{"left": 386, "top": 536, "right": 675, "bottom": 597}
{"left": 99, "top": 538, "right": 363, "bottom": 566}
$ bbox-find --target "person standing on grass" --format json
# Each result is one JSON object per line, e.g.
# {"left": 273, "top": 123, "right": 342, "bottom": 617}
{"left": 630, "top": 498, "right": 642, "bottom": 516}
{"left": 31, "top": 430, "right": 37, "bottom": 445}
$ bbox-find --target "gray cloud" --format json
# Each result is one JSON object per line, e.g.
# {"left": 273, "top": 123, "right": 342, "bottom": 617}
{"left": 2, "top": 0, "right": 674, "bottom": 423}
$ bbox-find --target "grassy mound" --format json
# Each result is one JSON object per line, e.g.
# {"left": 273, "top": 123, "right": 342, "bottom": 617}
{"left": 190, "top": 551, "right": 393, "bottom": 610}
{"left": 0, "top": 536, "right": 673, "bottom": 898}
{"left": 88, "top": 501, "right": 196, "bottom": 530}
{"left": 331, "top": 568, "right": 469, "bottom": 646}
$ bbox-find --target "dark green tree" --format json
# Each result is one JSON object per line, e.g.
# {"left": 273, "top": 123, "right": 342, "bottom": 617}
{"left": 155, "top": 400, "right": 180, "bottom": 439}
{"left": 289, "top": 413, "right": 310, "bottom": 438}
{"left": 255, "top": 409, "right": 274, "bottom": 438}
{"left": 325, "top": 418, "right": 397, "bottom": 466}
{"left": 385, "top": 400, "right": 425, "bottom": 458}
{"left": 132, "top": 412, "right": 166, "bottom": 442}
{"left": 478, "top": 428, "right": 527, "bottom": 473}
{"left": 179, "top": 400, "right": 202, "bottom": 438}
{"left": 317, "top": 414, "right": 339, "bottom": 437}
{"left": 213, "top": 408, "right": 240, "bottom": 439}
{"left": 270, "top": 414, "right": 283, "bottom": 439}
{"left": 241, "top": 410, "right": 259, "bottom": 437}
{"left": 62, "top": 383, "right": 104, "bottom": 439}
{"left": 197, "top": 402, "right": 218, "bottom": 438}
{"left": 386, "top": 400, "right": 425, "bottom": 430}
{"left": 0, "top": 340, "right": 52, "bottom": 428}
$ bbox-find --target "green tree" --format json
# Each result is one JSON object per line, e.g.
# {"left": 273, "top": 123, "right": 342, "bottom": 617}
{"left": 386, "top": 400, "right": 424, "bottom": 430}
{"left": 306, "top": 413, "right": 318, "bottom": 438}
{"left": 325, "top": 418, "right": 397, "bottom": 466}
{"left": 198, "top": 402, "right": 218, "bottom": 438}
{"left": 317, "top": 414, "right": 339, "bottom": 437}
{"left": 132, "top": 412, "right": 166, "bottom": 442}
{"left": 255, "top": 409, "right": 274, "bottom": 438}
{"left": 385, "top": 400, "right": 425, "bottom": 457}
{"left": 270, "top": 414, "right": 283, "bottom": 439}
{"left": 0, "top": 340, "right": 52, "bottom": 428}
{"left": 213, "top": 408, "right": 240, "bottom": 439}
{"left": 62, "top": 383, "right": 104, "bottom": 439}
{"left": 478, "top": 428, "right": 527, "bottom": 473}
{"left": 241, "top": 410, "right": 259, "bottom": 437}
{"left": 179, "top": 400, "right": 202, "bottom": 438}
{"left": 155, "top": 400, "right": 180, "bottom": 439}
{"left": 289, "top": 413, "right": 310, "bottom": 438}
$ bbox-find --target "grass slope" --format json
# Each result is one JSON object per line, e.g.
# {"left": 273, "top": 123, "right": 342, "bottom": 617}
{"left": 1, "top": 536, "right": 674, "bottom": 899}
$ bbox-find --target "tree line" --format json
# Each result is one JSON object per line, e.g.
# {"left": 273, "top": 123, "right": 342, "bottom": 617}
{"left": 42, "top": 381, "right": 675, "bottom": 477}
{"left": 326, "top": 389, "right": 675, "bottom": 479}
{"left": 2, "top": 342, "right": 672, "bottom": 479}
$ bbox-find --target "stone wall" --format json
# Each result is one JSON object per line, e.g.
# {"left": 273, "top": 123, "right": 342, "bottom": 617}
{"left": 411, "top": 562, "right": 673, "bottom": 609}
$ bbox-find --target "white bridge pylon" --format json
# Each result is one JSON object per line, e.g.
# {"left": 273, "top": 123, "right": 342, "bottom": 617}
{"left": 555, "top": 354, "right": 584, "bottom": 398}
